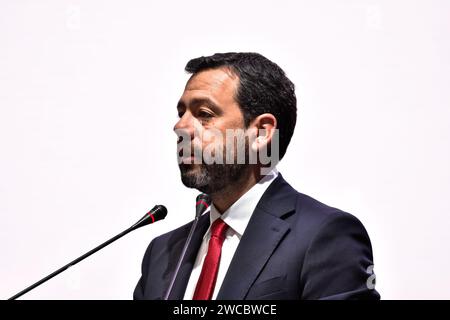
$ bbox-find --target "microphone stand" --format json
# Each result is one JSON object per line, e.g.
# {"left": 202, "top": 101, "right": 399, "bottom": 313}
{"left": 8, "top": 205, "right": 167, "bottom": 300}
{"left": 163, "top": 214, "right": 202, "bottom": 300}
{"left": 9, "top": 227, "right": 136, "bottom": 300}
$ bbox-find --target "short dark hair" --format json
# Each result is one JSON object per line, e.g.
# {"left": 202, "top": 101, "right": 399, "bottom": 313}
{"left": 185, "top": 52, "right": 297, "bottom": 160}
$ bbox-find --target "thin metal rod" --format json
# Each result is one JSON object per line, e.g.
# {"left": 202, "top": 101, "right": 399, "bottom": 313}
{"left": 8, "top": 226, "right": 134, "bottom": 300}
{"left": 163, "top": 217, "right": 200, "bottom": 300}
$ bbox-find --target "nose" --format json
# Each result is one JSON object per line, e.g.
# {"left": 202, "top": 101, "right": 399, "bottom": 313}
{"left": 173, "top": 111, "right": 195, "bottom": 140}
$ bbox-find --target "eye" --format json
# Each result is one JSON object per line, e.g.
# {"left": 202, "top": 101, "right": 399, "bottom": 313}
{"left": 177, "top": 111, "right": 185, "bottom": 118}
{"left": 198, "top": 110, "right": 213, "bottom": 118}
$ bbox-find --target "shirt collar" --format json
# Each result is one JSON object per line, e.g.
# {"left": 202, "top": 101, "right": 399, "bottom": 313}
{"left": 207, "top": 168, "right": 279, "bottom": 239}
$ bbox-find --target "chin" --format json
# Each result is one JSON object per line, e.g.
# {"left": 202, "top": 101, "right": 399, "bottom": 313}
{"left": 179, "top": 165, "right": 204, "bottom": 185}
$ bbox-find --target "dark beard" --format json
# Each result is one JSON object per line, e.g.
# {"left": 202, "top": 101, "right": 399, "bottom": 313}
{"left": 177, "top": 132, "right": 253, "bottom": 194}
{"left": 179, "top": 163, "right": 248, "bottom": 194}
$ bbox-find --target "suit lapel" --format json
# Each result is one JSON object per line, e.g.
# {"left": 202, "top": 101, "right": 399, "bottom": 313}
{"left": 216, "top": 208, "right": 290, "bottom": 299}
{"left": 217, "top": 174, "right": 297, "bottom": 299}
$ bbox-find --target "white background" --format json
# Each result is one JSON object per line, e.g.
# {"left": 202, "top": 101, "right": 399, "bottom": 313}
{"left": 1, "top": 0, "right": 449, "bottom": 300}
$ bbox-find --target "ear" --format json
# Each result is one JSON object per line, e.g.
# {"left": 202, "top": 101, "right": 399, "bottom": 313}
{"left": 248, "top": 113, "right": 277, "bottom": 153}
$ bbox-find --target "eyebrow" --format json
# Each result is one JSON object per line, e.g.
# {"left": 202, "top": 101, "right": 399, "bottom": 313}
{"left": 177, "top": 97, "right": 221, "bottom": 113}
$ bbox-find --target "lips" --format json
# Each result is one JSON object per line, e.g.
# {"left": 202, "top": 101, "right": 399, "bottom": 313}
{"left": 179, "top": 150, "right": 203, "bottom": 163}
{"left": 181, "top": 156, "right": 194, "bottom": 164}
{"left": 181, "top": 156, "right": 204, "bottom": 165}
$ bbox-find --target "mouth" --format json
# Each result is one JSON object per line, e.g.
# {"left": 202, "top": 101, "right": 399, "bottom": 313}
{"left": 180, "top": 154, "right": 203, "bottom": 164}
{"left": 181, "top": 155, "right": 194, "bottom": 164}
{"left": 178, "top": 144, "right": 203, "bottom": 163}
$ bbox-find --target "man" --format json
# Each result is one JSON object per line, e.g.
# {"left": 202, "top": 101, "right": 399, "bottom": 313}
{"left": 134, "top": 52, "right": 380, "bottom": 300}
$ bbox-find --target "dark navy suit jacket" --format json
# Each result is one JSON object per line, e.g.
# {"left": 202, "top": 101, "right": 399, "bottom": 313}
{"left": 134, "top": 174, "right": 380, "bottom": 300}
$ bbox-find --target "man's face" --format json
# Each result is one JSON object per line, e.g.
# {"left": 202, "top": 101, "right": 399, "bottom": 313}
{"left": 173, "top": 67, "right": 249, "bottom": 194}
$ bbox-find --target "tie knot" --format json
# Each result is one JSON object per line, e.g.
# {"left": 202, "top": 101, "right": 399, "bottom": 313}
{"left": 210, "top": 218, "right": 228, "bottom": 240}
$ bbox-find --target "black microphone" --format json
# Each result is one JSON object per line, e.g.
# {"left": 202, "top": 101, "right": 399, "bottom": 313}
{"left": 163, "top": 193, "right": 211, "bottom": 300}
{"left": 195, "top": 193, "right": 211, "bottom": 218}
{"left": 8, "top": 205, "right": 167, "bottom": 300}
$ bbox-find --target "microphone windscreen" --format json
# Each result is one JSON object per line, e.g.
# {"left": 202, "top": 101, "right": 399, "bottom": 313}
{"left": 195, "top": 193, "right": 211, "bottom": 218}
{"left": 131, "top": 205, "right": 168, "bottom": 230}
{"left": 150, "top": 205, "right": 168, "bottom": 222}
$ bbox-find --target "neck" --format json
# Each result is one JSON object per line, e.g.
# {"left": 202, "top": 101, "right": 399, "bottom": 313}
{"left": 210, "top": 166, "right": 263, "bottom": 214}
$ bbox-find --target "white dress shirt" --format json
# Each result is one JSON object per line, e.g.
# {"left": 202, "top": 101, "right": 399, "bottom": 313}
{"left": 183, "top": 168, "right": 279, "bottom": 300}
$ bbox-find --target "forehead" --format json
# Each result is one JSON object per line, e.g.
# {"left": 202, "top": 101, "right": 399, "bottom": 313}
{"left": 180, "top": 68, "right": 239, "bottom": 107}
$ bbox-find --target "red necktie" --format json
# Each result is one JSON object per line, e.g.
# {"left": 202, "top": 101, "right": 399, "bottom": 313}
{"left": 193, "top": 218, "right": 229, "bottom": 300}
